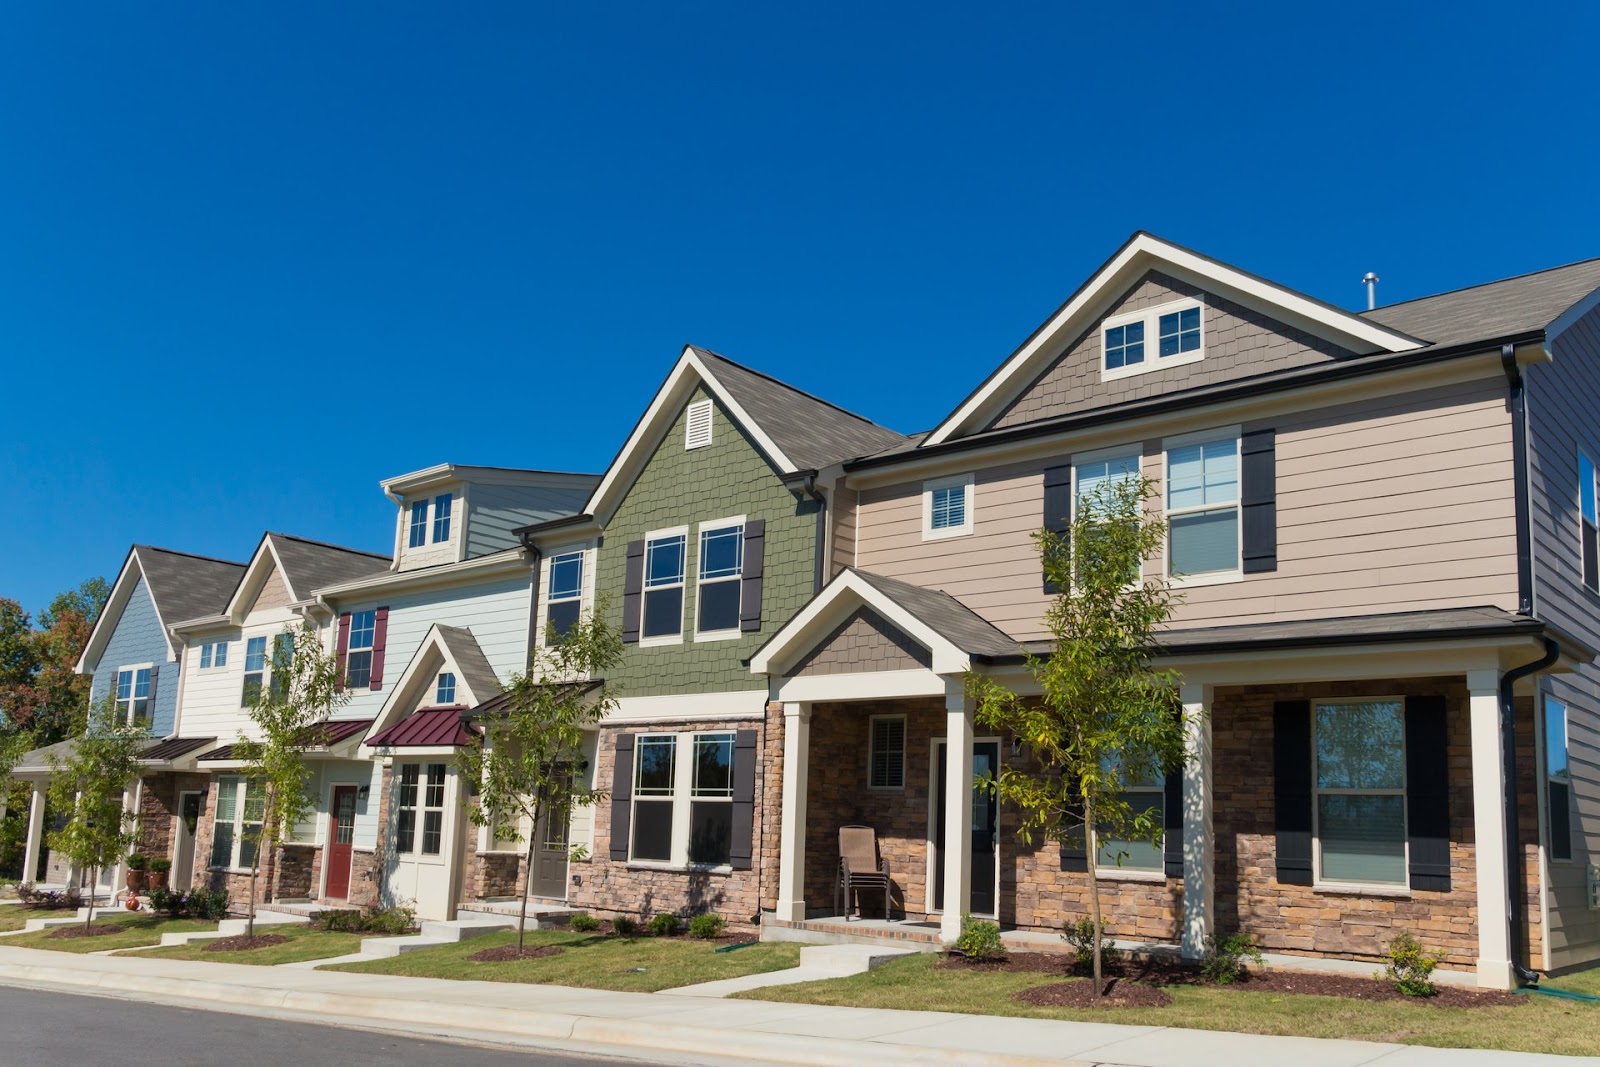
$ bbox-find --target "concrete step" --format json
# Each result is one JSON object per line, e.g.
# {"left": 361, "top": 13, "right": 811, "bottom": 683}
{"left": 455, "top": 900, "right": 574, "bottom": 924}
{"left": 23, "top": 907, "right": 123, "bottom": 933}
{"left": 359, "top": 935, "right": 454, "bottom": 957}
{"left": 419, "top": 916, "right": 514, "bottom": 941}
{"left": 215, "top": 910, "right": 310, "bottom": 937}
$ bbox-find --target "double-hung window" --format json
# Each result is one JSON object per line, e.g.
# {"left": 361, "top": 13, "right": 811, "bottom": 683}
{"left": 1546, "top": 695, "right": 1573, "bottom": 862}
{"left": 1095, "top": 753, "right": 1164, "bottom": 873}
{"left": 436, "top": 672, "right": 456, "bottom": 704}
{"left": 1103, "top": 300, "right": 1205, "bottom": 378}
{"left": 1313, "top": 700, "right": 1406, "bottom": 886}
{"left": 630, "top": 731, "right": 737, "bottom": 867}
{"left": 211, "top": 776, "right": 264, "bottom": 870}
{"left": 432, "top": 493, "right": 453, "bottom": 543}
{"left": 199, "top": 641, "right": 228, "bottom": 669}
{"left": 408, "top": 500, "right": 429, "bottom": 548}
{"left": 1166, "top": 433, "right": 1240, "bottom": 579}
{"left": 689, "top": 733, "right": 735, "bottom": 865}
{"left": 546, "top": 550, "right": 584, "bottom": 642}
{"left": 241, "top": 637, "right": 268, "bottom": 706}
{"left": 1581, "top": 451, "right": 1598, "bottom": 592}
{"left": 696, "top": 521, "right": 743, "bottom": 637}
{"left": 923, "top": 474, "right": 974, "bottom": 540}
{"left": 394, "top": 762, "right": 447, "bottom": 856}
{"left": 345, "top": 610, "right": 376, "bottom": 688}
{"left": 642, "top": 532, "right": 687, "bottom": 642}
{"left": 115, "top": 667, "right": 152, "bottom": 727}
{"left": 269, "top": 633, "right": 294, "bottom": 701}
{"left": 631, "top": 735, "right": 677, "bottom": 862}
{"left": 868, "top": 716, "right": 905, "bottom": 790}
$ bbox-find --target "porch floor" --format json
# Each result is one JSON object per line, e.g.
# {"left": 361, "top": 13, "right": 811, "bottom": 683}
{"left": 761, "top": 914, "right": 944, "bottom": 950}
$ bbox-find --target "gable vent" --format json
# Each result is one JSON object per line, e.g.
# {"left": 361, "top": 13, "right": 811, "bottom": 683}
{"left": 685, "top": 399, "right": 714, "bottom": 450}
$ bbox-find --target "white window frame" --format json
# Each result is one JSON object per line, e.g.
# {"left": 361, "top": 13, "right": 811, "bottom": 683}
{"left": 211, "top": 776, "right": 264, "bottom": 872}
{"left": 922, "top": 473, "right": 974, "bottom": 541}
{"left": 345, "top": 610, "right": 377, "bottom": 688}
{"left": 867, "top": 714, "right": 906, "bottom": 791}
{"left": 685, "top": 398, "right": 714, "bottom": 450}
{"left": 538, "top": 542, "right": 595, "bottom": 651}
{"left": 199, "top": 640, "right": 228, "bottom": 670}
{"left": 242, "top": 636, "right": 269, "bottom": 706}
{"left": 1091, "top": 757, "right": 1166, "bottom": 881}
{"left": 1579, "top": 449, "right": 1598, "bottom": 594}
{"left": 436, "top": 672, "right": 456, "bottom": 705}
{"left": 408, "top": 500, "right": 429, "bottom": 548}
{"left": 1311, "top": 697, "right": 1409, "bottom": 891}
{"left": 628, "top": 730, "right": 737, "bottom": 871}
{"left": 394, "top": 761, "right": 448, "bottom": 858}
{"left": 1163, "top": 427, "right": 1243, "bottom": 588}
{"left": 1101, "top": 297, "right": 1206, "bottom": 381}
{"left": 432, "top": 492, "right": 453, "bottom": 544}
{"left": 694, "top": 515, "right": 746, "bottom": 642}
{"left": 640, "top": 526, "right": 688, "bottom": 647}
{"left": 114, "top": 664, "right": 154, "bottom": 727}
{"left": 1545, "top": 694, "right": 1573, "bottom": 864}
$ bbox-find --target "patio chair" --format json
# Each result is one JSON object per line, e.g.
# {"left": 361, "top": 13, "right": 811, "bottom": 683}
{"left": 836, "top": 824, "right": 892, "bottom": 920}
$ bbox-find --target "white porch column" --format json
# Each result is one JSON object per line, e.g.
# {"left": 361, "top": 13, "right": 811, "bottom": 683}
{"left": 1467, "top": 669, "right": 1514, "bottom": 991}
{"left": 940, "top": 680, "right": 974, "bottom": 942}
{"left": 1180, "top": 683, "right": 1214, "bottom": 959}
{"left": 775, "top": 702, "right": 811, "bottom": 922}
{"left": 23, "top": 783, "right": 46, "bottom": 885}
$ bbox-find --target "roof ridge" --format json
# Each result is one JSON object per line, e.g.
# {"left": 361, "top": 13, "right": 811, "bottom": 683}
{"left": 266, "top": 532, "right": 389, "bottom": 560}
{"left": 691, "top": 345, "right": 905, "bottom": 437}
{"left": 134, "top": 545, "right": 248, "bottom": 568}
{"left": 1363, "top": 256, "right": 1600, "bottom": 314}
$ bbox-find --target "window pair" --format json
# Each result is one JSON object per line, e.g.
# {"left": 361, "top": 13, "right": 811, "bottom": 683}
{"left": 1103, "top": 301, "right": 1203, "bottom": 375}
{"left": 407, "top": 492, "right": 454, "bottom": 548}
{"left": 395, "top": 762, "right": 447, "bottom": 856}
{"left": 115, "top": 666, "right": 153, "bottom": 727}
{"left": 211, "top": 776, "right": 264, "bottom": 870}
{"left": 642, "top": 521, "right": 744, "bottom": 641}
{"left": 198, "top": 641, "right": 228, "bottom": 669}
{"left": 241, "top": 633, "right": 294, "bottom": 706}
{"left": 631, "top": 732, "right": 736, "bottom": 866}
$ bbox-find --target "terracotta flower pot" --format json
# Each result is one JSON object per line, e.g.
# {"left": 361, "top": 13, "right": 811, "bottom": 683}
{"left": 126, "top": 870, "right": 147, "bottom": 894}
{"left": 147, "top": 871, "right": 168, "bottom": 891}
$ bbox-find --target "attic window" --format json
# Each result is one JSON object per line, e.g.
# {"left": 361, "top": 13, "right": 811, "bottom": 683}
{"left": 1102, "top": 299, "right": 1205, "bottom": 380}
{"left": 685, "top": 399, "right": 714, "bottom": 450}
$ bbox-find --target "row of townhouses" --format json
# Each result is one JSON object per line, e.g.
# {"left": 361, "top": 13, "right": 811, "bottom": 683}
{"left": 10, "top": 233, "right": 1600, "bottom": 990}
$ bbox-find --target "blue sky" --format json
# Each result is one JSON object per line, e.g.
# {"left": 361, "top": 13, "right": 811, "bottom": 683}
{"left": 3, "top": 2, "right": 1598, "bottom": 614}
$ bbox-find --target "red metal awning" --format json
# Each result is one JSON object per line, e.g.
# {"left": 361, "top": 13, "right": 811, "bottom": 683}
{"left": 365, "top": 706, "right": 479, "bottom": 748}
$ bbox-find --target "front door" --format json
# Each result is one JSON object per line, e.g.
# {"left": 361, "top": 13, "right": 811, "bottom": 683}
{"left": 325, "top": 786, "right": 358, "bottom": 900}
{"left": 530, "top": 804, "right": 570, "bottom": 900}
{"left": 932, "top": 740, "right": 1000, "bottom": 917}
{"left": 385, "top": 761, "right": 459, "bottom": 920}
{"left": 173, "top": 792, "right": 203, "bottom": 891}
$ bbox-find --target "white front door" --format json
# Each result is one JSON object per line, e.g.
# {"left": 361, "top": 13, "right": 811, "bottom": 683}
{"left": 173, "top": 791, "right": 203, "bottom": 891}
{"left": 385, "top": 761, "right": 460, "bottom": 921}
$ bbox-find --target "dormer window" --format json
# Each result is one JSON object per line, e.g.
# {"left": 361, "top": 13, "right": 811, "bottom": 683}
{"left": 408, "top": 501, "right": 428, "bottom": 548}
{"left": 685, "top": 399, "right": 714, "bottom": 450}
{"left": 432, "top": 493, "right": 453, "bottom": 542}
{"left": 436, "top": 672, "right": 456, "bottom": 704}
{"left": 1102, "top": 300, "right": 1205, "bottom": 380}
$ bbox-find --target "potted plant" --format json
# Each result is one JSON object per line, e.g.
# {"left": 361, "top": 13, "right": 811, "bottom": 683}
{"left": 125, "top": 854, "right": 149, "bottom": 894}
{"left": 148, "top": 857, "right": 171, "bottom": 890}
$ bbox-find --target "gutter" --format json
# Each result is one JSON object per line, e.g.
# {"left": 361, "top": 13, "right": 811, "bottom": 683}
{"left": 1502, "top": 638, "right": 1559, "bottom": 987}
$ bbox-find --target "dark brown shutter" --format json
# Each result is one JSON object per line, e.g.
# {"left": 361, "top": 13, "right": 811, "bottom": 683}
{"left": 1273, "top": 700, "right": 1314, "bottom": 885}
{"left": 609, "top": 734, "right": 635, "bottom": 861}
{"left": 1584, "top": 519, "right": 1598, "bottom": 592}
{"left": 1042, "top": 464, "right": 1073, "bottom": 594}
{"left": 740, "top": 520, "right": 765, "bottom": 633}
{"left": 369, "top": 606, "right": 390, "bottom": 691}
{"left": 1060, "top": 777, "right": 1088, "bottom": 872}
{"left": 1241, "top": 428, "right": 1278, "bottom": 574}
{"left": 729, "top": 729, "right": 758, "bottom": 869}
{"left": 1404, "top": 695, "right": 1451, "bottom": 891}
{"left": 145, "top": 665, "right": 160, "bottom": 729}
{"left": 1163, "top": 766, "right": 1184, "bottom": 878}
{"left": 621, "top": 540, "right": 645, "bottom": 645}
{"left": 335, "top": 612, "right": 351, "bottom": 692}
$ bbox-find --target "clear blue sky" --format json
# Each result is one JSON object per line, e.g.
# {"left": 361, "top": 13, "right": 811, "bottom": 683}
{"left": 4, "top": 2, "right": 1598, "bottom": 614}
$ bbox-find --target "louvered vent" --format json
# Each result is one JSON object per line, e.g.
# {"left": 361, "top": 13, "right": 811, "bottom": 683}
{"left": 685, "top": 399, "right": 714, "bottom": 450}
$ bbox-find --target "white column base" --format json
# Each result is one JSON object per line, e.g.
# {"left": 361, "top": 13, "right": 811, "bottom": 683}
{"left": 1477, "top": 958, "right": 1515, "bottom": 991}
{"left": 775, "top": 703, "right": 811, "bottom": 925}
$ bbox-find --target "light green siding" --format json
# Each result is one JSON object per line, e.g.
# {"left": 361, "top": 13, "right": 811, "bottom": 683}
{"left": 598, "top": 387, "right": 818, "bottom": 697}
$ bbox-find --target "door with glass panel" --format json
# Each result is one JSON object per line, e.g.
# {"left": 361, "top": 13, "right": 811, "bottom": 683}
{"left": 386, "top": 761, "right": 460, "bottom": 920}
{"left": 530, "top": 771, "right": 571, "bottom": 900}
{"left": 324, "top": 785, "right": 358, "bottom": 900}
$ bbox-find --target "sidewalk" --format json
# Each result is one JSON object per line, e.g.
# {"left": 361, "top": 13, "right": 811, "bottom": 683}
{"left": 0, "top": 945, "right": 1588, "bottom": 1067}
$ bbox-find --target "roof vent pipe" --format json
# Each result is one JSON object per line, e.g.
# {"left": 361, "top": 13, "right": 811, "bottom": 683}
{"left": 1363, "top": 272, "right": 1380, "bottom": 310}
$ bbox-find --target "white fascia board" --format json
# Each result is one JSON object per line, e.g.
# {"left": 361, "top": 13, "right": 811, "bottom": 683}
{"left": 312, "top": 547, "right": 529, "bottom": 601}
{"left": 383, "top": 464, "right": 598, "bottom": 499}
{"left": 750, "top": 570, "right": 968, "bottom": 677}
{"left": 922, "top": 233, "right": 1423, "bottom": 447}
{"left": 224, "top": 536, "right": 279, "bottom": 623}
{"left": 76, "top": 549, "right": 147, "bottom": 674}
{"left": 774, "top": 670, "right": 948, "bottom": 703}
{"left": 605, "top": 689, "right": 770, "bottom": 723}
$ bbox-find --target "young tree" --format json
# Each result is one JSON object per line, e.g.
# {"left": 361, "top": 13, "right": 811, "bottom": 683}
{"left": 966, "top": 474, "right": 1189, "bottom": 996}
{"left": 234, "top": 625, "right": 348, "bottom": 939}
{"left": 46, "top": 698, "right": 150, "bottom": 929}
{"left": 461, "top": 607, "right": 623, "bottom": 954}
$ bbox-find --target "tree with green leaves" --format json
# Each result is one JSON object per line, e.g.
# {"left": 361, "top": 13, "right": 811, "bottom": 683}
{"left": 234, "top": 625, "right": 348, "bottom": 939}
{"left": 966, "top": 474, "right": 1189, "bottom": 996}
{"left": 45, "top": 698, "right": 150, "bottom": 929}
{"left": 461, "top": 606, "right": 623, "bottom": 954}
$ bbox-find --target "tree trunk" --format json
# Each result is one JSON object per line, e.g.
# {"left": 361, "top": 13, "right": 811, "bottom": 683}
{"left": 247, "top": 856, "right": 259, "bottom": 939}
{"left": 85, "top": 864, "right": 96, "bottom": 931}
{"left": 517, "top": 799, "right": 540, "bottom": 954}
{"left": 1084, "top": 791, "right": 1104, "bottom": 996}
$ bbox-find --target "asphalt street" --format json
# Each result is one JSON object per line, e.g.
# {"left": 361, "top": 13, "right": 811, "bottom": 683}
{"left": 0, "top": 985, "right": 656, "bottom": 1067}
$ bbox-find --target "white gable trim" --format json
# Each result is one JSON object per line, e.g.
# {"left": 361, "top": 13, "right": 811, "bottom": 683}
{"left": 922, "top": 233, "right": 1423, "bottom": 447}
{"left": 582, "top": 346, "right": 798, "bottom": 524}
{"left": 360, "top": 624, "right": 500, "bottom": 744}
{"left": 225, "top": 536, "right": 295, "bottom": 624}
{"left": 76, "top": 548, "right": 173, "bottom": 673}
{"left": 750, "top": 570, "right": 971, "bottom": 678}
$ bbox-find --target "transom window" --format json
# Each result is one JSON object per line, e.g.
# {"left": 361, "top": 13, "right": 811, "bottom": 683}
{"left": 1546, "top": 695, "right": 1572, "bottom": 862}
{"left": 1166, "top": 434, "right": 1240, "bottom": 579}
{"left": 868, "top": 716, "right": 905, "bottom": 790}
{"left": 547, "top": 550, "right": 584, "bottom": 642}
{"left": 395, "top": 762, "right": 447, "bottom": 856}
{"left": 696, "top": 522, "right": 743, "bottom": 636}
{"left": 115, "top": 667, "right": 152, "bottom": 727}
{"left": 642, "top": 532, "right": 687, "bottom": 641}
{"left": 630, "top": 731, "right": 737, "bottom": 867}
{"left": 432, "top": 493, "right": 453, "bottom": 543}
{"left": 923, "top": 474, "right": 974, "bottom": 540}
{"left": 346, "top": 610, "right": 377, "bottom": 689}
{"left": 408, "top": 500, "right": 429, "bottom": 548}
{"left": 241, "top": 637, "right": 268, "bottom": 706}
{"left": 211, "top": 776, "right": 264, "bottom": 870}
{"left": 1313, "top": 700, "right": 1406, "bottom": 886}
{"left": 1103, "top": 300, "right": 1205, "bottom": 378}
{"left": 199, "top": 641, "right": 228, "bottom": 670}
{"left": 436, "top": 672, "right": 456, "bottom": 705}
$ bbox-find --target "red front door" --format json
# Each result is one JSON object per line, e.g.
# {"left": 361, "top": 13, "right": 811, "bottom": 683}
{"left": 326, "top": 786, "right": 358, "bottom": 900}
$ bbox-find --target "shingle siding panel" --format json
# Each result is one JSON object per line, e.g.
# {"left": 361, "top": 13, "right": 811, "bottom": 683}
{"left": 93, "top": 575, "right": 178, "bottom": 735}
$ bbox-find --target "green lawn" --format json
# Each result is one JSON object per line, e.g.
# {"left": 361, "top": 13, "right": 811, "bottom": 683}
{"left": 0, "top": 907, "right": 78, "bottom": 934}
{"left": 0, "top": 913, "right": 216, "bottom": 954}
{"left": 736, "top": 954, "right": 1600, "bottom": 1058}
{"left": 328, "top": 930, "right": 801, "bottom": 992}
{"left": 131, "top": 925, "right": 364, "bottom": 966}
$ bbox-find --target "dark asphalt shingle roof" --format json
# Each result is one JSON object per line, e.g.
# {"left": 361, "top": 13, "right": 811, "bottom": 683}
{"left": 11, "top": 739, "right": 77, "bottom": 775}
{"left": 1363, "top": 259, "right": 1600, "bottom": 348}
{"left": 198, "top": 719, "right": 373, "bottom": 760}
{"left": 267, "top": 534, "right": 388, "bottom": 599}
{"left": 433, "top": 625, "right": 504, "bottom": 705}
{"left": 136, "top": 547, "right": 247, "bottom": 630}
{"left": 138, "top": 736, "right": 216, "bottom": 762}
{"left": 849, "top": 568, "right": 1020, "bottom": 659}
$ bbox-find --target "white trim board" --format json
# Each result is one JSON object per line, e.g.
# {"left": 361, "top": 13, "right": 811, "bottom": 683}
{"left": 606, "top": 689, "right": 769, "bottom": 723}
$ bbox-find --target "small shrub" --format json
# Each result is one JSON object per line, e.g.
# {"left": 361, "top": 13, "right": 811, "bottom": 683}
{"left": 648, "top": 913, "right": 681, "bottom": 937}
{"left": 125, "top": 854, "right": 149, "bottom": 871}
{"left": 687, "top": 913, "right": 725, "bottom": 940}
{"left": 567, "top": 912, "right": 600, "bottom": 933}
{"left": 188, "top": 888, "right": 231, "bottom": 921}
{"left": 1061, "top": 917, "right": 1121, "bottom": 968}
{"left": 1385, "top": 932, "right": 1440, "bottom": 997}
{"left": 611, "top": 915, "right": 639, "bottom": 938}
{"left": 954, "top": 914, "right": 1005, "bottom": 961}
{"left": 314, "top": 909, "right": 366, "bottom": 933}
{"left": 147, "top": 886, "right": 186, "bottom": 918}
{"left": 16, "top": 882, "right": 35, "bottom": 905}
{"left": 363, "top": 904, "right": 416, "bottom": 936}
{"left": 149, "top": 858, "right": 171, "bottom": 874}
{"left": 1200, "top": 932, "right": 1264, "bottom": 985}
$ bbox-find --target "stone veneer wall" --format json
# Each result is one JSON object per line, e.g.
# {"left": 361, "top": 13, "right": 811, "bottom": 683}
{"left": 135, "top": 773, "right": 178, "bottom": 861}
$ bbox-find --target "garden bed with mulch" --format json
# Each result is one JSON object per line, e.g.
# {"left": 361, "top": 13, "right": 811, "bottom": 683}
{"left": 47, "top": 924, "right": 121, "bottom": 939}
{"left": 1018, "top": 979, "right": 1174, "bottom": 1008}
{"left": 469, "top": 944, "right": 565, "bottom": 963}
{"left": 203, "top": 934, "right": 290, "bottom": 952}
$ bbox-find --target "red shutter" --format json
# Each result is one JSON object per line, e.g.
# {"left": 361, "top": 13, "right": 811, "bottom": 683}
{"left": 369, "top": 606, "right": 390, "bottom": 691}
{"left": 334, "top": 613, "right": 352, "bottom": 692}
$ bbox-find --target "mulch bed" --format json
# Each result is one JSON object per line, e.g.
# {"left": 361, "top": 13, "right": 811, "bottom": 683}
{"left": 203, "top": 934, "right": 290, "bottom": 953}
{"left": 560, "top": 919, "right": 756, "bottom": 947}
{"left": 1241, "top": 971, "right": 1524, "bottom": 1007}
{"left": 47, "top": 924, "right": 122, "bottom": 939}
{"left": 470, "top": 944, "right": 565, "bottom": 963}
{"left": 1018, "top": 979, "right": 1174, "bottom": 1008}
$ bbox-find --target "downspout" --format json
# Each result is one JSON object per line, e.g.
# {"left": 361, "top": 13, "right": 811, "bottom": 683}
{"left": 1502, "top": 638, "right": 1558, "bottom": 987}
{"left": 518, "top": 530, "right": 544, "bottom": 673}
{"left": 1503, "top": 344, "right": 1535, "bottom": 616}
{"left": 800, "top": 473, "right": 827, "bottom": 595}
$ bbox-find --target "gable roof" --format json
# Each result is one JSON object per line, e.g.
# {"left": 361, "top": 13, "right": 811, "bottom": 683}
{"left": 360, "top": 623, "right": 505, "bottom": 745}
{"left": 77, "top": 545, "right": 247, "bottom": 671}
{"left": 1363, "top": 258, "right": 1600, "bottom": 348}
{"left": 922, "top": 232, "right": 1424, "bottom": 447}
{"left": 223, "top": 533, "right": 388, "bottom": 621}
{"left": 582, "top": 344, "right": 906, "bottom": 523}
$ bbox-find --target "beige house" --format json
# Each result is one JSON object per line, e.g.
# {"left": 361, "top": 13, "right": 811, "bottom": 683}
{"left": 749, "top": 233, "right": 1600, "bottom": 990}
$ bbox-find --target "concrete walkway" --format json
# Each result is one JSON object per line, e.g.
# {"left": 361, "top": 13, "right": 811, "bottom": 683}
{"left": 0, "top": 944, "right": 1588, "bottom": 1067}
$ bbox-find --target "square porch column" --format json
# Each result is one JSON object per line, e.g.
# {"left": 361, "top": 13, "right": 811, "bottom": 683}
{"left": 775, "top": 702, "right": 811, "bottom": 922}
{"left": 1180, "top": 683, "right": 1214, "bottom": 959}
{"left": 940, "top": 680, "right": 974, "bottom": 943}
{"left": 1467, "top": 669, "right": 1513, "bottom": 991}
{"left": 23, "top": 782, "right": 46, "bottom": 885}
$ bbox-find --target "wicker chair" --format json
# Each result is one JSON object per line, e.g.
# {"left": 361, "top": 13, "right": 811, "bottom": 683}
{"left": 836, "top": 825, "right": 892, "bottom": 920}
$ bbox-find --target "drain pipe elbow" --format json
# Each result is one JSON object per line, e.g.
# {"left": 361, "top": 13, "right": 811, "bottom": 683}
{"left": 1501, "top": 636, "right": 1559, "bottom": 987}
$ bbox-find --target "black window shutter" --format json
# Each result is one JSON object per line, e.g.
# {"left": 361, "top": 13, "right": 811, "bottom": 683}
{"left": 609, "top": 734, "right": 635, "bottom": 861}
{"left": 740, "top": 520, "right": 766, "bottom": 633}
{"left": 1241, "top": 428, "right": 1278, "bottom": 574}
{"left": 1404, "top": 695, "right": 1451, "bottom": 891}
{"left": 146, "top": 664, "right": 160, "bottom": 717}
{"left": 729, "top": 729, "right": 758, "bottom": 869}
{"left": 1550, "top": 780, "right": 1573, "bottom": 861}
{"left": 1273, "top": 700, "right": 1314, "bottom": 885}
{"left": 1060, "top": 777, "right": 1088, "bottom": 872}
{"left": 1584, "top": 519, "right": 1598, "bottom": 592}
{"left": 1163, "top": 766, "right": 1184, "bottom": 878}
{"left": 1042, "top": 464, "right": 1073, "bottom": 594}
{"left": 621, "top": 540, "right": 645, "bottom": 645}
